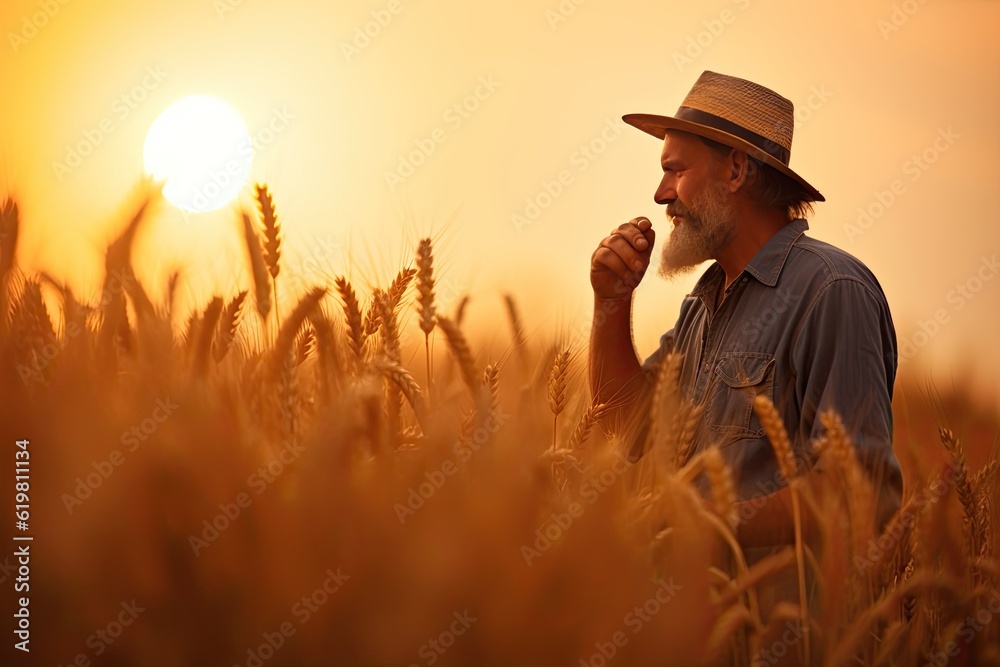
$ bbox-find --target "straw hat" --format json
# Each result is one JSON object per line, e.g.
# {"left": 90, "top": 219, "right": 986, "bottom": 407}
{"left": 623, "top": 71, "right": 824, "bottom": 202}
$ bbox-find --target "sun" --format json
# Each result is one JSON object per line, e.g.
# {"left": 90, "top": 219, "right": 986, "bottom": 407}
{"left": 143, "top": 95, "right": 253, "bottom": 212}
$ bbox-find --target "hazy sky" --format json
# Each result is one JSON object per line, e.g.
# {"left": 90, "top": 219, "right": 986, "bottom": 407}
{"left": 2, "top": 0, "right": 998, "bottom": 405}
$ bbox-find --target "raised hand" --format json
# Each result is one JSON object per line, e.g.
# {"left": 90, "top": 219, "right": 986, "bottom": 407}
{"left": 590, "top": 217, "right": 655, "bottom": 300}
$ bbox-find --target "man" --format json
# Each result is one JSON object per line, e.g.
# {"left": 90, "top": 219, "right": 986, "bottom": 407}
{"left": 588, "top": 71, "right": 902, "bottom": 548}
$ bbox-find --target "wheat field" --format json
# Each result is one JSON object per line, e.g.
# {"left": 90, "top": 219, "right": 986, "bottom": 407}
{"left": 1, "top": 188, "right": 998, "bottom": 667}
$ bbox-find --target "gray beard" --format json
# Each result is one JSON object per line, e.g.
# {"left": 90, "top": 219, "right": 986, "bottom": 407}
{"left": 658, "top": 184, "right": 737, "bottom": 281}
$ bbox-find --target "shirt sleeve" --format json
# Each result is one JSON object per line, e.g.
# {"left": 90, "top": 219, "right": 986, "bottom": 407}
{"left": 640, "top": 329, "right": 676, "bottom": 383}
{"left": 790, "top": 278, "right": 902, "bottom": 521}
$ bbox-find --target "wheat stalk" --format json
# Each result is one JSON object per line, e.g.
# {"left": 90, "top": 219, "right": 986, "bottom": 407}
{"left": 454, "top": 295, "right": 470, "bottom": 328}
{"left": 753, "top": 394, "right": 808, "bottom": 663}
{"left": 164, "top": 270, "right": 180, "bottom": 322}
{"left": 816, "top": 409, "right": 876, "bottom": 594}
{"left": 271, "top": 287, "right": 326, "bottom": 377}
{"left": 241, "top": 211, "right": 271, "bottom": 321}
{"left": 255, "top": 184, "right": 282, "bottom": 334}
{"left": 567, "top": 402, "right": 608, "bottom": 450}
{"left": 0, "top": 198, "right": 18, "bottom": 280}
{"left": 547, "top": 349, "right": 570, "bottom": 451}
{"left": 377, "top": 288, "right": 401, "bottom": 364}
{"left": 213, "top": 291, "right": 247, "bottom": 362}
{"left": 435, "top": 315, "right": 478, "bottom": 397}
{"left": 308, "top": 311, "right": 342, "bottom": 400}
{"left": 939, "top": 427, "right": 981, "bottom": 562}
{"left": 377, "top": 358, "right": 428, "bottom": 429}
{"left": 416, "top": 239, "right": 436, "bottom": 334}
{"left": 645, "top": 352, "right": 683, "bottom": 471}
{"left": 295, "top": 324, "right": 315, "bottom": 367}
{"left": 335, "top": 276, "right": 365, "bottom": 365}
{"left": 0, "top": 199, "right": 17, "bottom": 338}
{"left": 416, "top": 238, "right": 436, "bottom": 395}
{"left": 754, "top": 394, "right": 797, "bottom": 481}
{"left": 363, "top": 291, "right": 382, "bottom": 337}
{"left": 703, "top": 446, "right": 738, "bottom": 529}
{"left": 387, "top": 266, "right": 416, "bottom": 311}
{"left": 675, "top": 400, "right": 704, "bottom": 468}
{"left": 866, "top": 493, "right": 918, "bottom": 583}
{"left": 503, "top": 293, "right": 527, "bottom": 372}
{"left": 255, "top": 184, "right": 281, "bottom": 277}
{"left": 10, "top": 279, "right": 56, "bottom": 380}
{"left": 96, "top": 199, "right": 147, "bottom": 362}
{"left": 972, "top": 458, "right": 998, "bottom": 492}
{"left": 483, "top": 364, "right": 500, "bottom": 416}
{"left": 193, "top": 296, "right": 223, "bottom": 376}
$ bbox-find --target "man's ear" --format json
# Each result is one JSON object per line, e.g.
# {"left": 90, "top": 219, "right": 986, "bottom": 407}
{"left": 727, "top": 150, "right": 751, "bottom": 193}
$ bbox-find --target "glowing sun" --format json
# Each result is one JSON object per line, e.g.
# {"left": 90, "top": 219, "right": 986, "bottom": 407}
{"left": 143, "top": 95, "right": 253, "bottom": 212}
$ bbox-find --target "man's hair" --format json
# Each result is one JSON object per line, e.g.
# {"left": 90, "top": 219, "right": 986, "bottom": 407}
{"left": 697, "top": 135, "right": 815, "bottom": 220}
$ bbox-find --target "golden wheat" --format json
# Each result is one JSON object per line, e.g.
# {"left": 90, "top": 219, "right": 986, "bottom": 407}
{"left": 334, "top": 276, "right": 365, "bottom": 363}
{"left": 1, "top": 190, "right": 996, "bottom": 666}
{"left": 254, "top": 183, "right": 281, "bottom": 280}
{"left": 213, "top": 290, "right": 247, "bottom": 362}
{"left": 435, "top": 314, "right": 478, "bottom": 396}
{"left": 241, "top": 211, "right": 272, "bottom": 320}
{"left": 703, "top": 446, "right": 738, "bottom": 528}
{"left": 567, "top": 402, "right": 608, "bottom": 450}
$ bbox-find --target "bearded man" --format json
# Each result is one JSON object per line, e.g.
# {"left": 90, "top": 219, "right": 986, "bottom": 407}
{"left": 588, "top": 71, "right": 902, "bottom": 548}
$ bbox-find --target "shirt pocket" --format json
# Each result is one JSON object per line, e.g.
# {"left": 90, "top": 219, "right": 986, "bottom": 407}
{"left": 706, "top": 352, "right": 776, "bottom": 445}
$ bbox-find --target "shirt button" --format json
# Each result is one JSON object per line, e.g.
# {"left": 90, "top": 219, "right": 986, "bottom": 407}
{"left": 702, "top": 362, "right": 709, "bottom": 372}
{"left": 742, "top": 277, "right": 748, "bottom": 283}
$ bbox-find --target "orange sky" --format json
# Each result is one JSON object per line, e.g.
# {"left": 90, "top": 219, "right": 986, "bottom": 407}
{"left": 2, "top": 0, "right": 998, "bottom": 407}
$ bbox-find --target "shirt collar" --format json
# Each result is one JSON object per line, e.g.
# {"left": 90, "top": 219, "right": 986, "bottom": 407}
{"left": 744, "top": 218, "right": 809, "bottom": 287}
{"left": 688, "top": 218, "right": 809, "bottom": 301}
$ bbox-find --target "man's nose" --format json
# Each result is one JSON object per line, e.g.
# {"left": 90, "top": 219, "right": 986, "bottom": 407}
{"left": 654, "top": 176, "right": 675, "bottom": 206}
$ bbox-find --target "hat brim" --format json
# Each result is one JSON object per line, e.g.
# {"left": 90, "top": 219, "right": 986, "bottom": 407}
{"left": 622, "top": 113, "right": 825, "bottom": 203}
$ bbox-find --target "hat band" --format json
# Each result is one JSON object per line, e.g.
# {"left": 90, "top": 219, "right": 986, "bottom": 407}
{"left": 674, "top": 106, "right": 790, "bottom": 164}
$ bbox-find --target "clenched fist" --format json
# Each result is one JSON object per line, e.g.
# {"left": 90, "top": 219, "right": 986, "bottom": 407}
{"left": 590, "top": 217, "right": 655, "bottom": 300}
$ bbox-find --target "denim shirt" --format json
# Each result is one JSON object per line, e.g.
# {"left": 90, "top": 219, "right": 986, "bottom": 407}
{"left": 640, "top": 219, "right": 902, "bottom": 502}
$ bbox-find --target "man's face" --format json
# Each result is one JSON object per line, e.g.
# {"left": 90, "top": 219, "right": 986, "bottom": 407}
{"left": 654, "top": 131, "right": 737, "bottom": 280}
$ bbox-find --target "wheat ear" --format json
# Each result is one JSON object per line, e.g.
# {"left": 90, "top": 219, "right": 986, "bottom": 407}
{"left": 753, "top": 394, "right": 808, "bottom": 663}
{"left": 454, "top": 295, "right": 470, "bottom": 328}
{"left": 547, "top": 349, "right": 570, "bottom": 450}
{"left": 377, "top": 288, "right": 401, "bottom": 363}
{"left": 646, "top": 352, "right": 683, "bottom": 470}
{"left": 416, "top": 238, "right": 436, "bottom": 392}
{"left": 503, "top": 293, "right": 527, "bottom": 372}
{"left": 387, "top": 266, "right": 416, "bottom": 310}
{"left": 194, "top": 296, "right": 223, "bottom": 376}
{"left": 241, "top": 211, "right": 271, "bottom": 321}
{"left": 939, "top": 428, "right": 981, "bottom": 561}
{"left": 703, "top": 446, "right": 738, "bottom": 529}
{"left": 0, "top": 198, "right": 18, "bottom": 280}
{"left": 377, "top": 358, "right": 428, "bottom": 429}
{"left": 435, "top": 315, "right": 478, "bottom": 396}
{"left": 335, "top": 277, "right": 365, "bottom": 365}
{"left": 255, "top": 184, "right": 281, "bottom": 331}
{"left": 483, "top": 364, "right": 500, "bottom": 416}
{"left": 0, "top": 199, "right": 17, "bottom": 337}
{"left": 816, "top": 410, "right": 875, "bottom": 585}
{"left": 271, "top": 287, "right": 326, "bottom": 376}
{"left": 213, "top": 291, "right": 247, "bottom": 362}
{"left": 308, "top": 312, "right": 342, "bottom": 399}
{"left": 294, "top": 324, "right": 315, "bottom": 366}
{"left": 567, "top": 402, "right": 608, "bottom": 450}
